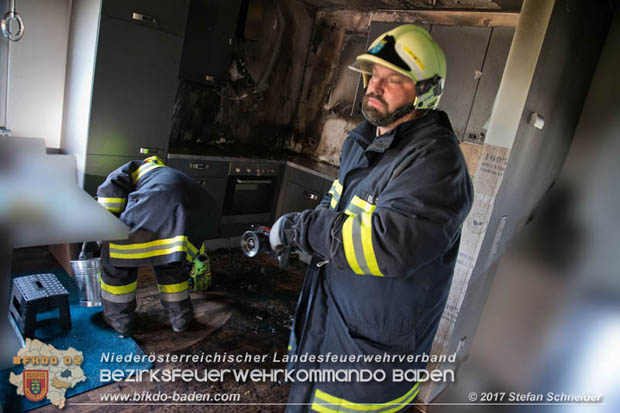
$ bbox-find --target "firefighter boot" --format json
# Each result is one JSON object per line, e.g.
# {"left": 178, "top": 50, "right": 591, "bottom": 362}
{"left": 162, "top": 298, "right": 193, "bottom": 333}
{"left": 101, "top": 300, "right": 135, "bottom": 337}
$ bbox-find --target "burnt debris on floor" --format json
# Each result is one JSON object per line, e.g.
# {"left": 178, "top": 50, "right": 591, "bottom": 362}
{"left": 11, "top": 246, "right": 307, "bottom": 412}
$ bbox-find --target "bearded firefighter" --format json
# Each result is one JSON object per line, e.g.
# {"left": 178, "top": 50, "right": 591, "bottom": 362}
{"left": 270, "top": 25, "right": 474, "bottom": 411}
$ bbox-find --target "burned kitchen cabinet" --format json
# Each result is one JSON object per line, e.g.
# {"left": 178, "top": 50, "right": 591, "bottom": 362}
{"left": 276, "top": 162, "right": 337, "bottom": 217}
{"left": 180, "top": 0, "right": 245, "bottom": 84}
{"left": 167, "top": 155, "right": 230, "bottom": 238}
{"left": 61, "top": 0, "right": 190, "bottom": 195}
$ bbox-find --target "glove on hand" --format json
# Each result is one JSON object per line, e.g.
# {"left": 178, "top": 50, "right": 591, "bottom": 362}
{"left": 269, "top": 212, "right": 300, "bottom": 254}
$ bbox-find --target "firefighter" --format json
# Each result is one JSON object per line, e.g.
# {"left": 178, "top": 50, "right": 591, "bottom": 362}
{"left": 96, "top": 156, "right": 216, "bottom": 335}
{"left": 270, "top": 25, "right": 474, "bottom": 411}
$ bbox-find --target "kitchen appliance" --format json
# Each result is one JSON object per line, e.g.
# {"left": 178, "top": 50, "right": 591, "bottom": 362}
{"left": 220, "top": 160, "right": 282, "bottom": 237}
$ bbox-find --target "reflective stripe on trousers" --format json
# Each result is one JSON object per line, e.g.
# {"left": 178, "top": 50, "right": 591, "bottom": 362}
{"left": 100, "top": 276, "right": 137, "bottom": 303}
{"left": 109, "top": 235, "right": 198, "bottom": 262}
{"left": 158, "top": 280, "right": 190, "bottom": 302}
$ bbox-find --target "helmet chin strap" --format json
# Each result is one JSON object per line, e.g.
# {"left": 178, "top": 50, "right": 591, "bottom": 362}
{"left": 362, "top": 102, "right": 417, "bottom": 127}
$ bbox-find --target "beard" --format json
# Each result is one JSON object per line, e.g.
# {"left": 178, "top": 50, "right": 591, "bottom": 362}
{"left": 361, "top": 93, "right": 416, "bottom": 127}
{"left": 361, "top": 94, "right": 393, "bottom": 127}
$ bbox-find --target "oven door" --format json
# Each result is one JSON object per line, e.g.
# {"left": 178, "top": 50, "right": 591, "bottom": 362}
{"left": 223, "top": 176, "right": 276, "bottom": 216}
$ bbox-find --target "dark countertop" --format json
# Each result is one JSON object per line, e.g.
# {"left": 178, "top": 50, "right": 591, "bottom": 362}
{"left": 168, "top": 144, "right": 339, "bottom": 180}
{"left": 285, "top": 155, "right": 339, "bottom": 180}
{"left": 169, "top": 143, "right": 281, "bottom": 160}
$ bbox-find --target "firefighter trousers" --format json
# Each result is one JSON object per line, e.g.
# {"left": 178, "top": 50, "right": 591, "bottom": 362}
{"left": 100, "top": 247, "right": 193, "bottom": 332}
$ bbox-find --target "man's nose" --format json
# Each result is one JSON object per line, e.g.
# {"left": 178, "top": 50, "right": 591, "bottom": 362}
{"left": 367, "top": 77, "right": 383, "bottom": 94}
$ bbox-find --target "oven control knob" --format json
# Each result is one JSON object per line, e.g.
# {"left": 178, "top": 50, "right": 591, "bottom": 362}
{"left": 246, "top": 168, "right": 251, "bottom": 174}
{"left": 235, "top": 168, "right": 241, "bottom": 174}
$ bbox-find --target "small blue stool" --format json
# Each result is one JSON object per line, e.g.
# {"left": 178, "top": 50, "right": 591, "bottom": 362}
{"left": 8, "top": 273, "right": 71, "bottom": 339}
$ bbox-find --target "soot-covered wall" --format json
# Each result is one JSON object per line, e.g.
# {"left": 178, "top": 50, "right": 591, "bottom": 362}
{"left": 169, "top": 0, "right": 315, "bottom": 150}
{"left": 169, "top": 1, "right": 519, "bottom": 167}
{"left": 288, "top": 9, "right": 519, "bottom": 166}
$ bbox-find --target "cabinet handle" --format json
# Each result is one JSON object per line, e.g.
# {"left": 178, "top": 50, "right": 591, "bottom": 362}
{"left": 190, "top": 163, "right": 209, "bottom": 169}
{"left": 132, "top": 12, "right": 158, "bottom": 26}
{"left": 304, "top": 190, "right": 319, "bottom": 201}
{"left": 139, "top": 147, "right": 160, "bottom": 155}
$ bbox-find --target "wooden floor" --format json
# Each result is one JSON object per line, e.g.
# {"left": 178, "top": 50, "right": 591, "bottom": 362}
{"left": 10, "top": 246, "right": 306, "bottom": 412}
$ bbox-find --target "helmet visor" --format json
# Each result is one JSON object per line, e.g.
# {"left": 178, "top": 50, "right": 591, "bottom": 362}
{"left": 348, "top": 55, "right": 418, "bottom": 85}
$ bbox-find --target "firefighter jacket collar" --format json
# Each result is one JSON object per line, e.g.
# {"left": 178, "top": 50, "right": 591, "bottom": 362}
{"left": 349, "top": 110, "right": 451, "bottom": 156}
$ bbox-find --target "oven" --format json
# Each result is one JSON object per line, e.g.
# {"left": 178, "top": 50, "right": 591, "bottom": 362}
{"left": 220, "top": 160, "right": 282, "bottom": 236}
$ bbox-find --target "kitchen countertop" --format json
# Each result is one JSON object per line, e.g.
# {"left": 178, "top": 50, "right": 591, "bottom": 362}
{"left": 168, "top": 145, "right": 339, "bottom": 180}
{"left": 285, "top": 155, "right": 338, "bottom": 180}
{"left": 169, "top": 143, "right": 282, "bottom": 160}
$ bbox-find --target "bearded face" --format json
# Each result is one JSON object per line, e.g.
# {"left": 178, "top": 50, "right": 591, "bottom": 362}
{"left": 361, "top": 93, "right": 394, "bottom": 127}
{"left": 360, "top": 64, "right": 417, "bottom": 128}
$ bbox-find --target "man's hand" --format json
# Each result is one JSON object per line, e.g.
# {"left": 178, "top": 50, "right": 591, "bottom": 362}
{"left": 269, "top": 212, "right": 300, "bottom": 253}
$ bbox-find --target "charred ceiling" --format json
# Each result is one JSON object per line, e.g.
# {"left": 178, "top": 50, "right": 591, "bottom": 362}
{"left": 297, "top": 0, "right": 522, "bottom": 12}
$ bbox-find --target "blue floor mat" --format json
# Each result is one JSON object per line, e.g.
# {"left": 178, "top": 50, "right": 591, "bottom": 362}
{"left": 0, "top": 268, "right": 152, "bottom": 411}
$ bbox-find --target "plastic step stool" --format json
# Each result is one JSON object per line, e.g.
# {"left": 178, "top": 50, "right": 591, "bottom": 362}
{"left": 8, "top": 273, "right": 72, "bottom": 339}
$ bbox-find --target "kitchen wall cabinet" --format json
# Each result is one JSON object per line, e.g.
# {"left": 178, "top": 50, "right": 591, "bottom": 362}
{"left": 462, "top": 26, "right": 515, "bottom": 144}
{"left": 180, "top": 0, "right": 245, "bottom": 84}
{"left": 431, "top": 25, "right": 492, "bottom": 140}
{"left": 61, "top": 0, "right": 190, "bottom": 195}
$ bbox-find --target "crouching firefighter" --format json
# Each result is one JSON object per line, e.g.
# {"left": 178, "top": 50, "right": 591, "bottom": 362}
{"left": 269, "top": 25, "right": 473, "bottom": 411}
{"left": 96, "top": 156, "right": 217, "bottom": 335}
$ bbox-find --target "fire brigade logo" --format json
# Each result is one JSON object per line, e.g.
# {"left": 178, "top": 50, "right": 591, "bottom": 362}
{"left": 370, "top": 38, "right": 388, "bottom": 54}
{"left": 10, "top": 339, "right": 86, "bottom": 408}
{"left": 23, "top": 370, "right": 49, "bottom": 402}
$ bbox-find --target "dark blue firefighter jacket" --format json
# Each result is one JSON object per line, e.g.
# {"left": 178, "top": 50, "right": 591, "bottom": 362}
{"left": 285, "top": 110, "right": 474, "bottom": 411}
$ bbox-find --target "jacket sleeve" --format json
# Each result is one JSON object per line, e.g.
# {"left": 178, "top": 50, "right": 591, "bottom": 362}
{"left": 95, "top": 161, "right": 141, "bottom": 215}
{"left": 318, "top": 149, "right": 345, "bottom": 209}
{"left": 317, "top": 178, "right": 343, "bottom": 209}
{"left": 291, "top": 139, "right": 473, "bottom": 278}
